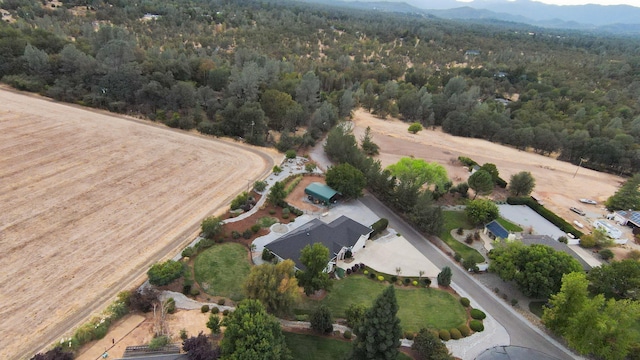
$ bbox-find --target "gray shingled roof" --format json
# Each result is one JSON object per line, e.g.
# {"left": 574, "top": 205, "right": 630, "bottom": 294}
{"left": 520, "top": 235, "right": 592, "bottom": 271}
{"left": 265, "top": 215, "right": 372, "bottom": 270}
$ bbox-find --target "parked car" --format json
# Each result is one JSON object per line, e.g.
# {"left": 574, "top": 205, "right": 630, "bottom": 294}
{"left": 580, "top": 198, "right": 597, "bottom": 205}
{"left": 570, "top": 207, "right": 586, "bottom": 216}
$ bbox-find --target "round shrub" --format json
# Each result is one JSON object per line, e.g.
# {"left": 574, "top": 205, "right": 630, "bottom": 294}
{"left": 423, "top": 278, "right": 432, "bottom": 286}
{"left": 457, "top": 324, "right": 471, "bottom": 337}
{"left": 449, "top": 328, "right": 462, "bottom": 340}
{"left": 390, "top": 276, "right": 398, "bottom": 283}
{"left": 369, "top": 272, "right": 376, "bottom": 279}
{"left": 269, "top": 209, "right": 276, "bottom": 215}
{"left": 190, "top": 288, "right": 200, "bottom": 296}
{"left": 211, "top": 307, "right": 219, "bottom": 314}
{"left": 242, "top": 229, "right": 252, "bottom": 239}
{"left": 363, "top": 270, "right": 369, "bottom": 275}
{"left": 343, "top": 330, "right": 352, "bottom": 339}
{"left": 460, "top": 297, "right": 470, "bottom": 307}
{"left": 346, "top": 268, "right": 352, "bottom": 275}
{"left": 454, "top": 253, "right": 462, "bottom": 262}
{"left": 470, "top": 320, "right": 484, "bottom": 332}
{"left": 403, "top": 278, "right": 411, "bottom": 285}
{"left": 470, "top": 308, "right": 486, "bottom": 320}
{"left": 377, "top": 275, "right": 385, "bottom": 282}
{"left": 412, "top": 280, "right": 418, "bottom": 286}
{"left": 231, "top": 230, "right": 241, "bottom": 239}
{"left": 251, "top": 224, "right": 261, "bottom": 233}
{"left": 218, "top": 298, "right": 226, "bottom": 306}
{"left": 404, "top": 331, "right": 414, "bottom": 340}
{"left": 201, "top": 305, "right": 210, "bottom": 313}
{"left": 438, "top": 329, "right": 451, "bottom": 341}
{"left": 222, "top": 309, "right": 230, "bottom": 316}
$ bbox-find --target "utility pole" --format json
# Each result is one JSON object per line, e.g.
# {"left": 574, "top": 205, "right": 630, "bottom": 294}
{"left": 573, "top": 158, "right": 587, "bottom": 178}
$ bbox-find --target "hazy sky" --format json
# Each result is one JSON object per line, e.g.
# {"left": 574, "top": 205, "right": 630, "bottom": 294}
{"left": 453, "top": 0, "right": 639, "bottom": 6}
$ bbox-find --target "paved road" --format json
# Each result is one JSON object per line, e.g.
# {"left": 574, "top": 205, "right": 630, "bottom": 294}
{"left": 359, "top": 195, "right": 580, "bottom": 360}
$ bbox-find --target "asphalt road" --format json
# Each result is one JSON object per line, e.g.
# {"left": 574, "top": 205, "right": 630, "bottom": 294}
{"left": 359, "top": 194, "right": 580, "bottom": 360}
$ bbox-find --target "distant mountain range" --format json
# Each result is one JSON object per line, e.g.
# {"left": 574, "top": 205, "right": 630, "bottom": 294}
{"left": 301, "top": 0, "right": 640, "bottom": 35}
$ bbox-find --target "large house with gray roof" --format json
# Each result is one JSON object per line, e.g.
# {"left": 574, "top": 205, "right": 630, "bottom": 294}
{"left": 265, "top": 215, "right": 373, "bottom": 272}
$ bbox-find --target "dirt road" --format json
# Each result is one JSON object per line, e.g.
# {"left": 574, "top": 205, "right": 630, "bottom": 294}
{"left": 351, "top": 109, "right": 623, "bottom": 228}
{"left": 0, "top": 88, "right": 275, "bottom": 359}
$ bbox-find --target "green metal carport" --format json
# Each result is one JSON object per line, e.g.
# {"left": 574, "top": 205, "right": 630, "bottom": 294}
{"left": 304, "top": 182, "right": 340, "bottom": 205}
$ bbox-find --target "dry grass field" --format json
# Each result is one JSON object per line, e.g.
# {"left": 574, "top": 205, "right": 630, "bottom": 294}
{"left": 351, "top": 109, "right": 624, "bottom": 229}
{"left": 0, "top": 88, "right": 274, "bottom": 359}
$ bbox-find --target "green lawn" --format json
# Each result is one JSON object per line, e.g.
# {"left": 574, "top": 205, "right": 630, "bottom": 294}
{"left": 497, "top": 217, "right": 523, "bottom": 232}
{"left": 296, "top": 276, "right": 466, "bottom": 333}
{"left": 441, "top": 211, "right": 485, "bottom": 263}
{"left": 194, "top": 243, "right": 250, "bottom": 300}
{"left": 283, "top": 332, "right": 412, "bottom": 360}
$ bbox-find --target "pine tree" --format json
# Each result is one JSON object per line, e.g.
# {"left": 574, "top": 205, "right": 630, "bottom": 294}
{"left": 351, "top": 286, "right": 402, "bottom": 360}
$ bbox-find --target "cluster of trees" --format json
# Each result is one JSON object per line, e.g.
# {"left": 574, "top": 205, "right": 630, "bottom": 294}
{"left": 543, "top": 272, "right": 640, "bottom": 360}
{"left": 324, "top": 123, "right": 444, "bottom": 235}
{"left": 488, "top": 241, "right": 583, "bottom": 298}
{"left": 2, "top": 0, "right": 640, "bottom": 174}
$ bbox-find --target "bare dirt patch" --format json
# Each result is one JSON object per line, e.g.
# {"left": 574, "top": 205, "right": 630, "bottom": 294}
{"left": 0, "top": 88, "right": 274, "bottom": 359}
{"left": 285, "top": 174, "right": 327, "bottom": 213}
{"left": 351, "top": 109, "right": 623, "bottom": 228}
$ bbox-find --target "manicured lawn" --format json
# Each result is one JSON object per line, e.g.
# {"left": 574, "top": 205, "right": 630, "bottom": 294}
{"left": 497, "top": 217, "right": 523, "bottom": 232}
{"left": 296, "top": 276, "right": 467, "bottom": 333}
{"left": 194, "top": 243, "right": 250, "bottom": 300}
{"left": 283, "top": 332, "right": 412, "bottom": 360}
{"left": 441, "top": 211, "right": 485, "bottom": 263}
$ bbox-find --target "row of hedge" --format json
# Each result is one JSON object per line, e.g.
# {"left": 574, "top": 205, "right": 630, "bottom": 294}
{"left": 506, "top": 196, "right": 584, "bottom": 238}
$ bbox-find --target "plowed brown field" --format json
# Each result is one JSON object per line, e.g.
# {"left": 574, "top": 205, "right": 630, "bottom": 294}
{"left": 0, "top": 88, "right": 274, "bottom": 359}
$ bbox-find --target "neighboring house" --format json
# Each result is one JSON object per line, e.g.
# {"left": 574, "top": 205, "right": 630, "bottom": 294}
{"left": 304, "top": 182, "right": 341, "bottom": 205}
{"left": 612, "top": 210, "right": 640, "bottom": 228}
{"left": 484, "top": 220, "right": 510, "bottom": 240}
{"left": 265, "top": 215, "right": 373, "bottom": 272}
{"left": 593, "top": 219, "right": 627, "bottom": 244}
{"left": 521, "top": 235, "right": 592, "bottom": 271}
{"left": 470, "top": 165, "right": 481, "bottom": 174}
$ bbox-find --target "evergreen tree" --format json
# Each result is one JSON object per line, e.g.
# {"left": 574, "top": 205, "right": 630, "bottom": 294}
{"left": 605, "top": 174, "right": 640, "bottom": 211}
{"left": 351, "top": 286, "right": 402, "bottom": 360}
{"left": 310, "top": 305, "right": 333, "bottom": 334}
{"left": 437, "top": 266, "right": 453, "bottom": 287}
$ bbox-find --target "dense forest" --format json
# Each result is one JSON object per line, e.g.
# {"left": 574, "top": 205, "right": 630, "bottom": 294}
{"left": 2, "top": 0, "right": 640, "bottom": 174}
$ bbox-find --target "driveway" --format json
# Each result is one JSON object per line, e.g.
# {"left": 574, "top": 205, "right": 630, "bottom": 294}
{"left": 498, "top": 204, "right": 566, "bottom": 239}
{"left": 337, "top": 230, "right": 441, "bottom": 278}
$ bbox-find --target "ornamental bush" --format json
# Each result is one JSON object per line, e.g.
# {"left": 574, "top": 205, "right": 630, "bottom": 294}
{"left": 449, "top": 328, "right": 462, "bottom": 340}
{"left": 470, "top": 308, "right": 486, "bottom": 320}
{"left": 218, "top": 298, "right": 226, "bottom": 306}
{"left": 369, "top": 272, "right": 376, "bottom": 279}
{"left": 439, "top": 329, "right": 450, "bottom": 341}
{"left": 457, "top": 324, "right": 471, "bottom": 337}
{"left": 251, "top": 224, "right": 261, "bottom": 233}
{"left": 370, "top": 218, "right": 389, "bottom": 237}
{"left": 404, "top": 331, "right": 414, "bottom": 340}
{"left": 147, "top": 260, "right": 183, "bottom": 286}
{"left": 201, "top": 305, "right": 209, "bottom": 313}
{"left": 343, "top": 330, "right": 352, "bottom": 339}
{"left": 412, "top": 280, "right": 418, "bottom": 286}
{"left": 377, "top": 275, "right": 385, "bottom": 281}
{"left": 390, "top": 276, "right": 398, "bottom": 283}
{"left": 460, "top": 297, "right": 470, "bottom": 307}
{"left": 211, "top": 307, "right": 219, "bottom": 314}
{"left": 363, "top": 270, "right": 369, "bottom": 275}
{"left": 470, "top": 320, "right": 484, "bottom": 332}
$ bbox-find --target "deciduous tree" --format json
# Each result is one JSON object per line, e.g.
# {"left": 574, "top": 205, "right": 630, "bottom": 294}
{"left": 326, "top": 163, "right": 366, "bottom": 199}
{"left": 183, "top": 332, "right": 220, "bottom": 360}
{"left": 464, "top": 199, "right": 499, "bottom": 226}
{"left": 220, "top": 299, "right": 291, "bottom": 360}
{"left": 267, "top": 181, "right": 286, "bottom": 207}
{"left": 587, "top": 259, "right": 640, "bottom": 300}
{"left": 244, "top": 260, "right": 299, "bottom": 315}
{"left": 351, "top": 286, "right": 402, "bottom": 360}
{"left": 298, "top": 243, "right": 332, "bottom": 295}
{"left": 386, "top": 157, "right": 448, "bottom": 189}
{"left": 509, "top": 171, "right": 536, "bottom": 197}
{"left": 605, "top": 174, "right": 640, "bottom": 211}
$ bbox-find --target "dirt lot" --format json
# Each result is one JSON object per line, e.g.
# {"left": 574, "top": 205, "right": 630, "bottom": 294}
{"left": 0, "top": 88, "right": 275, "bottom": 359}
{"left": 351, "top": 109, "right": 624, "bottom": 231}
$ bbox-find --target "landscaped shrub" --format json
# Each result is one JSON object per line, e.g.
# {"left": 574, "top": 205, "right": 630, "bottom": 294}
{"left": 458, "top": 156, "right": 478, "bottom": 168}
{"left": 404, "top": 278, "right": 411, "bottom": 285}
{"left": 496, "top": 176, "right": 508, "bottom": 188}
{"left": 242, "top": 229, "right": 252, "bottom": 239}
{"left": 404, "top": 331, "right": 414, "bottom": 340}
{"left": 190, "top": 288, "right": 200, "bottom": 296}
{"left": 343, "top": 330, "right": 352, "bottom": 339}
{"left": 346, "top": 268, "right": 352, "bottom": 275}
{"left": 269, "top": 209, "right": 276, "bottom": 215}
{"left": 282, "top": 207, "right": 290, "bottom": 216}
{"left": 465, "top": 234, "right": 473, "bottom": 244}
{"left": 282, "top": 214, "right": 289, "bottom": 219}
{"left": 149, "top": 335, "right": 170, "bottom": 350}
{"left": 470, "top": 309, "right": 486, "bottom": 320}
{"left": 454, "top": 253, "right": 462, "bottom": 262}
{"left": 412, "top": 280, "right": 418, "bottom": 286}
{"left": 222, "top": 309, "right": 230, "bottom": 316}
{"left": 474, "top": 231, "right": 481, "bottom": 240}
{"left": 182, "top": 247, "right": 195, "bottom": 258}
{"left": 262, "top": 248, "right": 275, "bottom": 261}
{"left": 253, "top": 180, "right": 267, "bottom": 192}
{"left": 470, "top": 320, "right": 484, "bottom": 332}
{"left": 251, "top": 224, "right": 261, "bottom": 233}
{"left": 285, "top": 149, "right": 297, "bottom": 159}
{"left": 369, "top": 272, "right": 376, "bottom": 279}
{"left": 599, "top": 249, "right": 614, "bottom": 261}
{"left": 201, "top": 305, "right": 210, "bottom": 313}
{"left": 390, "top": 276, "right": 398, "bottom": 283}
{"left": 438, "top": 329, "right": 451, "bottom": 341}
{"left": 230, "top": 192, "right": 250, "bottom": 210}
{"left": 295, "top": 314, "right": 310, "bottom": 321}
{"left": 370, "top": 218, "right": 389, "bottom": 237}
{"left": 231, "top": 230, "right": 241, "bottom": 239}
{"left": 211, "top": 307, "right": 219, "bottom": 314}
{"left": 377, "top": 275, "right": 385, "bottom": 281}
{"left": 363, "top": 270, "right": 369, "bottom": 275}
{"left": 460, "top": 297, "right": 471, "bottom": 307}
{"left": 196, "top": 238, "right": 215, "bottom": 250}
{"left": 456, "top": 227, "right": 464, "bottom": 235}
{"left": 218, "top": 298, "right": 226, "bottom": 306}
{"left": 423, "top": 278, "right": 431, "bottom": 287}
{"left": 273, "top": 165, "right": 282, "bottom": 174}
{"left": 166, "top": 298, "right": 176, "bottom": 314}
{"left": 457, "top": 324, "right": 471, "bottom": 337}
{"left": 147, "top": 260, "right": 183, "bottom": 286}
{"left": 449, "top": 328, "right": 462, "bottom": 340}
{"left": 506, "top": 196, "right": 583, "bottom": 238}
{"left": 352, "top": 265, "right": 359, "bottom": 272}
{"left": 511, "top": 298, "right": 519, "bottom": 306}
